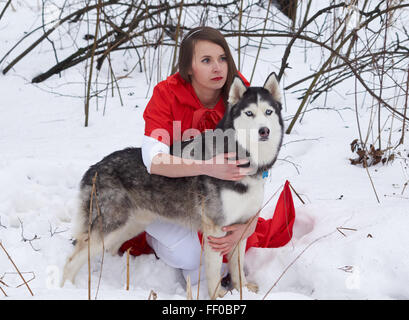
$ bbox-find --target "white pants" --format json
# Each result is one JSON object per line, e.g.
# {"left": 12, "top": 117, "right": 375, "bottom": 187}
{"left": 145, "top": 220, "right": 226, "bottom": 285}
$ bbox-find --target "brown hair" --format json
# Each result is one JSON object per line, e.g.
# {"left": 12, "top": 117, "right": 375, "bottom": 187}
{"left": 178, "top": 26, "right": 238, "bottom": 104}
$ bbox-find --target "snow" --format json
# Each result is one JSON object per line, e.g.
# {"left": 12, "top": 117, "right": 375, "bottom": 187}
{"left": 1, "top": 2, "right": 408, "bottom": 301}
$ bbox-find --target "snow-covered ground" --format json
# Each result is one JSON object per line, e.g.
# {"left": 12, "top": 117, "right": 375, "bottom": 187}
{"left": 1, "top": 2, "right": 408, "bottom": 300}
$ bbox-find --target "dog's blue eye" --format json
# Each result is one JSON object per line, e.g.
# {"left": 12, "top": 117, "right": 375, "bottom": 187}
{"left": 245, "top": 111, "right": 253, "bottom": 117}
{"left": 265, "top": 109, "right": 273, "bottom": 115}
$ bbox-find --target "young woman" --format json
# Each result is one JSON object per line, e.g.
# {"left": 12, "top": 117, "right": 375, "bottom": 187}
{"left": 140, "top": 26, "right": 258, "bottom": 285}
{"left": 129, "top": 27, "right": 295, "bottom": 284}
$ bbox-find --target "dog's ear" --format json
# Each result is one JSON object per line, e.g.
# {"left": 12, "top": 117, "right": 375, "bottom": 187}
{"left": 263, "top": 72, "right": 282, "bottom": 103}
{"left": 228, "top": 76, "right": 247, "bottom": 106}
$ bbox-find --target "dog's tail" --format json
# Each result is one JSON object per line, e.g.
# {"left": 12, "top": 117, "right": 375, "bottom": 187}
{"left": 70, "top": 185, "right": 94, "bottom": 241}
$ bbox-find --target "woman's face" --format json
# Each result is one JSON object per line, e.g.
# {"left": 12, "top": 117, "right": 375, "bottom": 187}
{"left": 189, "top": 40, "right": 228, "bottom": 94}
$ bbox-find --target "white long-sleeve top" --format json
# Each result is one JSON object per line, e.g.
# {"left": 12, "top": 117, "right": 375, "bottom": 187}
{"left": 141, "top": 135, "right": 170, "bottom": 173}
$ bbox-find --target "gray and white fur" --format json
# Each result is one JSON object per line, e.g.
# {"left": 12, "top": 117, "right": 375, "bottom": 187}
{"left": 62, "top": 72, "right": 284, "bottom": 299}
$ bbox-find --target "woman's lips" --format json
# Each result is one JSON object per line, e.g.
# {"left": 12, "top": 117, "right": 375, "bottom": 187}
{"left": 211, "top": 77, "right": 223, "bottom": 81}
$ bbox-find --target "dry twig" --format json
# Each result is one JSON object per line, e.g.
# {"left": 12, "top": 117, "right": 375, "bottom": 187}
{"left": 87, "top": 172, "right": 98, "bottom": 300}
{"left": 0, "top": 285, "right": 7, "bottom": 297}
{"left": 336, "top": 227, "right": 358, "bottom": 237}
{"left": 84, "top": 0, "right": 102, "bottom": 127}
{"left": 0, "top": 0, "right": 13, "bottom": 22}
{"left": 126, "top": 248, "right": 130, "bottom": 291}
{"left": 186, "top": 275, "right": 192, "bottom": 300}
{"left": 18, "top": 218, "right": 40, "bottom": 252}
{"left": 0, "top": 241, "right": 34, "bottom": 296}
{"left": 262, "top": 230, "right": 336, "bottom": 300}
{"left": 148, "top": 289, "right": 157, "bottom": 300}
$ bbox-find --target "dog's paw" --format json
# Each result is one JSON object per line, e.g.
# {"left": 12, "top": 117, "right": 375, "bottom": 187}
{"left": 216, "top": 288, "right": 228, "bottom": 299}
{"left": 245, "top": 282, "right": 259, "bottom": 293}
{"left": 210, "top": 287, "right": 228, "bottom": 299}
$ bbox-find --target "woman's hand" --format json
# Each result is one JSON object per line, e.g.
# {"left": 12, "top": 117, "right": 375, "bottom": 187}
{"left": 207, "top": 214, "right": 259, "bottom": 256}
{"left": 201, "top": 152, "right": 252, "bottom": 181}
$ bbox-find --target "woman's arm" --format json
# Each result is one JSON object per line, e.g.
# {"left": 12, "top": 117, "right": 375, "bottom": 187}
{"left": 207, "top": 212, "right": 260, "bottom": 256}
{"left": 150, "top": 152, "right": 251, "bottom": 181}
{"left": 142, "top": 134, "right": 251, "bottom": 180}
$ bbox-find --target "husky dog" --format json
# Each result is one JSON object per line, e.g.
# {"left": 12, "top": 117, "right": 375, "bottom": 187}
{"left": 62, "top": 72, "right": 283, "bottom": 299}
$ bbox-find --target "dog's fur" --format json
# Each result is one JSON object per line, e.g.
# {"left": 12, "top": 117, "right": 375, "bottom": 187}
{"left": 62, "top": 73, "right": 283, "bottom": 299}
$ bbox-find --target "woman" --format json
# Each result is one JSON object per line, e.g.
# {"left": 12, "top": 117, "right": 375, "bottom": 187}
{"left": 140, "top": 26, "right": 258, "bottom": 285}
{"left": 121, "top": 27, "right": 296, "bottom": 287}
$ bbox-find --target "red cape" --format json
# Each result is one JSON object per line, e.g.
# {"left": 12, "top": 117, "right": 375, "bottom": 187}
{"left": 119, "top": 180, "right": 296, "bottom": 258}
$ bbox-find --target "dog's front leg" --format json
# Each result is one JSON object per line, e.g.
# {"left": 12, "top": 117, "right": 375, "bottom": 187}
{"left": 202, "top": 215, "right": 227, "bottom": 299}
{"left": 227, "top": 239, "right": 258, "bottom": 294}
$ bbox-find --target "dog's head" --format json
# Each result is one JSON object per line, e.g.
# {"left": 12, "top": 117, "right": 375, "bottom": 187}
{"left": 222, "top": 72, "right": 284, "bottom": 170}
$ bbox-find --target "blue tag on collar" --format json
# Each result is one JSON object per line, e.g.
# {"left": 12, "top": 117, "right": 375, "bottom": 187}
{"left": 262, "top": 171, "right": 269, "bottom": 179}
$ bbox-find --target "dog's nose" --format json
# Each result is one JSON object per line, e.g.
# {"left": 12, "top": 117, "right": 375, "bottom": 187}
{"left": 259, "top": 127, "right": 270, "bottom": 138}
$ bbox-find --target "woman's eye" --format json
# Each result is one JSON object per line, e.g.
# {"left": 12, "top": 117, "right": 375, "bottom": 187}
{"left": 245, "top": 111, "right": 254, "bottom": 117}
{"left": 265, "top": 109, "right": 273, "bottom": 115}
{"left": 202, "top": 58, "right": 210, "bottom": 63}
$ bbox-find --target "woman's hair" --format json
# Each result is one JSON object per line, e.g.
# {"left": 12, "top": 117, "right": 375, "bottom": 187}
{"left": 178, "top": 26, "right": 238, "bottom": 104}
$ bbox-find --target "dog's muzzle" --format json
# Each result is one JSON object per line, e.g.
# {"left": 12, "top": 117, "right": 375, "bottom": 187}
{"left": 258, "top": 127, "right": 270, "bottom": 141}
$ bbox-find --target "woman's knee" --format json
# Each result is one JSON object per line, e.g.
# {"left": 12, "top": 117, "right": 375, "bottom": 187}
{"left": 171, "top": 237, "right": 202, "bottom": 270}
{"left": 146, "top": 227, "right": 202, "bottom": 270}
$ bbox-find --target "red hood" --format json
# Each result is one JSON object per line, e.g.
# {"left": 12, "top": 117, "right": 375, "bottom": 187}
{"left": 166, "top": 72, "right": 210, "bottom": 110}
